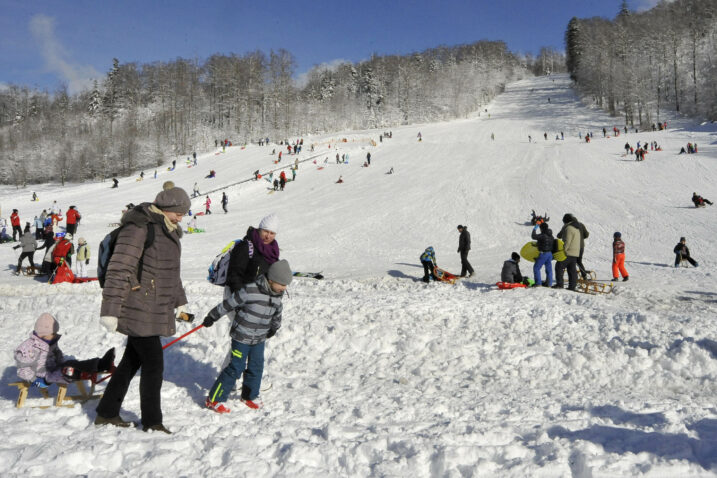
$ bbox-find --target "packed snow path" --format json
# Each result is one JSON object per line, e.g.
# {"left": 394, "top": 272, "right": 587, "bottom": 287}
{"left": 0, "top": 74, "right": 716, "bottom": 476}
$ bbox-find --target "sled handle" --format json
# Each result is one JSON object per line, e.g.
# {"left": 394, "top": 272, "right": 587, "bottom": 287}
{"left": 163, "top": 324, "right": 204, "bottom": 350}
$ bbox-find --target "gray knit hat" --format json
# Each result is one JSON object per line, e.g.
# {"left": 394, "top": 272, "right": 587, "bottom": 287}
{"left": 267, "top": 259, "right": 293, "bottom": 286}
{"left": 154, "top": 187, "right": 191, "bottom": 214}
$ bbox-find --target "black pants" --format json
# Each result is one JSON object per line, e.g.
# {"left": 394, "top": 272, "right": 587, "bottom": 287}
{"left": 66, "top": 223, "right": 77, "bottom": 235}
{"left": 96, "top": 336, "right": 164, "bottom": 427}
{"left": 422, "top": 261, "right": 436, "bottom": 282}
{"left": 459, "top": 251, "right": 474, "bottom": 276}
{"left": 12, "top": 225, "right": 21, "bottom": 241}
{"left": 555, "top": 256, "right": 578, "bottom": 289}
{"left": 222, "top": 203, "right": 228, "bottom": 213}
{"left": 576, "top": 247, "right": 587, "bottom": 278}
{"left": 17, "top": 252, "right": 35, "bottom": 271}
{"left": 675, "top": 254, "right": 698, "bottom": 267}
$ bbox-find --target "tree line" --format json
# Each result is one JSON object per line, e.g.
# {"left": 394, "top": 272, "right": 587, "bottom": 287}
{"left": 0, "top": 40, "right": 556, "bottom": 185}
{"left": 566, "top": 0, "right": 717, "bottom": 126}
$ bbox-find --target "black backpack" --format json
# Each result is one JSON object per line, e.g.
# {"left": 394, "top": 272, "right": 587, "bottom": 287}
{"left": 97, "top": 223, "right": 155, "bottom": 288}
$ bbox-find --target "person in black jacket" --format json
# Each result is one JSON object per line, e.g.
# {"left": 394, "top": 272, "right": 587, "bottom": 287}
{"left": 501, "top": 252, "right": 523, "bottom": 283}
{"left": 226, "top": 214, "right": 281, "bottom": 294}
{"left": 456, "top": 225, "right": 474, "bottom": 277}
{"left": 674, "top": 237, "right": 698, "bottom": 267}
{"left": 531, "top": 222, "right": 554, "bottom": 286}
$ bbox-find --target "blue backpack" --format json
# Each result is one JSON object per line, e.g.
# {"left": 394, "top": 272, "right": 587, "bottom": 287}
{"left": 97, "top": 224, "right": 155, "bottom": 288}
{"left": 207, "top": 239, "right": 253, "bottom": 286}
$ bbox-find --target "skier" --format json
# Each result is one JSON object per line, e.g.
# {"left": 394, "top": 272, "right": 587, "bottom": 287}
{"left": 221, "top": 192, "right": 228, "bottom": 213}
{"left": 611, "top": 232, "right": 629, "bottom": 281}
{"left": 419, "top": 246, "right": 437, "bottom": 283}
{"left": 13, "top": 223, "right": 37, "bottom": 275}
{"left": 674, "top": 237, "right": 698, "bottom": 267}
{"left": 531, "top": 222, "right": 554, "bottom": 287}
{"left": 204, "top": 196, "right": 212, "bottom": 215}
{"left": 10, "top": 209, "right": 21, "bottom": 241}
{"left": 203, "top": 259, "right": 292, "bottom": 412}
{"left": 501, "top": 252, "right": 524, "bottom": 284}
{"left": 692, "top": 192, "right": 713, "bottom": 207}
{"left": 456, "top": 225, "right": 474, "bottom": 278}
{"left": 15, "top": 313, "right": 114, "bottom": 388}
{"left": 76, "top": 237, "right": 90, "bottom": 278}
{"left": 172, "top": 159, "right": 176, "bottom": 170}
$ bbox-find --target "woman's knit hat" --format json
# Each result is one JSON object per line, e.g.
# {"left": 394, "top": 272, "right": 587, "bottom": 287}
{"left": 154, "top": 187, "right": 191, "bottom": 214}
{"left": 259, "top": 213, "right": 279, "bottom": 233}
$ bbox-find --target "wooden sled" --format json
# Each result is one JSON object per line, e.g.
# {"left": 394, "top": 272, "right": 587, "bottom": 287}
{"left": 575, "top": 279, "right": 613, "bottom": 295}
{"left": 10, "top": 379, "right": 102, "bottom": 409}
{"left": 434, "top": 267, "right": 461, "bottom": 284}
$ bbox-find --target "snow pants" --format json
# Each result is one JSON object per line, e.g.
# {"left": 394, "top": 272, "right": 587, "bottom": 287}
{"left": 675, "top": 253, "right": 698, "bottom": 267}
{"left": 421, "top": 261, "right": 436, "bottom": 282}
{"left": 612, "top": 253, "right": 628, "bottom": 279}
{"left": 555, "top": 256, "right": 578, "bottom": 290}
{"left": 533, "top": 251, "right": 553, "bottom": 286}
{"left": 17, "top": 251, "right": 35, "bottom": 272}
{"left": 96, "top": 336, "right": 164, "bottom": 428}
{"left": 208, "top": 340, "right": 265, "bottom": 403}
{"left": 76, "top": 260, "right": 88, "bottom": 278}
{"left": 12, "top": 225, "right": 21, "bottom": 241}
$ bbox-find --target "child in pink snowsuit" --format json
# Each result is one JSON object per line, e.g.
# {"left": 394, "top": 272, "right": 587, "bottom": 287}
{"left": 14, "top": 313, "right": 115, "bottom": 387}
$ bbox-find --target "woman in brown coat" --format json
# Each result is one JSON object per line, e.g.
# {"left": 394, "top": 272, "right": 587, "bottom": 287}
{"left": 95, "top": 187, "right": 191, "bottom": 433}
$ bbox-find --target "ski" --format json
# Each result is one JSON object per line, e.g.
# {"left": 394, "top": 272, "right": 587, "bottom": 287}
{"left": 292, "top": 271, "right": 324, "bottom": 280}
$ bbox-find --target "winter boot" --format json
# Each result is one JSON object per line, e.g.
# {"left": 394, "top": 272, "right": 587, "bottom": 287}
{"left": 622, "top": 276, "right": 629, "bottom": 282}
{"left": 95, "top": 415, "right": 134, "bottom": 428}
{"left": 205, "top": 397, "right": 231, "bottom": 414}
{"left": 143, "top": 424, "right": 172, "bottom": 434}
{"left": 241, "top": 396, "right": 264, "bottom": 409}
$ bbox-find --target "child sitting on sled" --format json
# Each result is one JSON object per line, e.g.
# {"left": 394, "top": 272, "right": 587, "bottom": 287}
{"left": 420, "top": 246, "right": 438, "bottom": 283}
{"left": 14, "top": 313, "right": 115, "bottom": 388}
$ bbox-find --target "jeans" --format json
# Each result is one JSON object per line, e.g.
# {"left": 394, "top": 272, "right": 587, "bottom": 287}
{"left": 533, "top": 252, "right": 553, "bottom": 286}
{"left": 208, "top": 340, "right": 265, "bottom": 403}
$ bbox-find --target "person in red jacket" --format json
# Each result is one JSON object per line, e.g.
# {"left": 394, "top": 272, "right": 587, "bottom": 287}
{"left": 612, "top": 232, "right": 629, "bottom": 281}
{"left": 52, "top": 233, "right": 74, "bottom": 267}
{"left": 65, "top": 206, "right": 81, "bottom": 235}
{"left": 10, "top": 209, "right": 21, "bottom": 241}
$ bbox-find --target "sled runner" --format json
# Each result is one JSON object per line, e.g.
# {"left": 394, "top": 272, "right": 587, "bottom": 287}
{"left": 575, "top": 279, "right": 613, "bottom": 295}
{"left": 434, "top": 267, "right": 460, "bottom": 284}
{"left": 9, "top": 379, "right": 103, "bottom": 409}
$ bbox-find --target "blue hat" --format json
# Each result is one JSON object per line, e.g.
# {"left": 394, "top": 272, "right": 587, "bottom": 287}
{"left": 614, "top": 232, "right": 621, "bottom": 238}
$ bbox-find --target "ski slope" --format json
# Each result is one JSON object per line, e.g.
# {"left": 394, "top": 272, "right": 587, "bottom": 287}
{"left": 1, "top": 74, "right": 716, "bottom": 477}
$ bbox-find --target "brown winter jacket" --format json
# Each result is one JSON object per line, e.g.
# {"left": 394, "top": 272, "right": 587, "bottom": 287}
{"left": 100, "top": 203, "right": 187, "bottom": 337}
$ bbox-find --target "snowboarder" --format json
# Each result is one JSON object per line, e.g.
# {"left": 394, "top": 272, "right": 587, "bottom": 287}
{"left": 203, "top": 259, "right": 292, "bottom": 413}
{"left": 221, "top": 192, "right": 228, "bottom": 213}
{"left": 611, "top": 232, "right": 628, "bottom": 281}
{"left": 456, "top": 225, "right": 474, "bottom": 278}
{"left": 420, "top": 246, "right": 438, "bottom": 283}
{"left": 531, "top": 222, "right": 554, "bottom": 287}
{"left": 674, "top": 237, "right": 698, "bottom": 267}
{"left": 15, "top": 313, "right": 115, "bottom": 387}
{"left": 75, "top": 237, "right": 90, "bottom": 278}
{"left": 501, "top": 252, "right": 524, "bottom": 284}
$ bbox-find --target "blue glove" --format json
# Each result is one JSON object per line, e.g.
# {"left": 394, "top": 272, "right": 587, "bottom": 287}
{"left": 32, "top": 377, "right": 49, "bottom": 389}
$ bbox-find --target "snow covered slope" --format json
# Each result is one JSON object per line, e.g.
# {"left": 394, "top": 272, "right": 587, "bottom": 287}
{"left": 0, "top": 74, "right": 716, "bottom": 476}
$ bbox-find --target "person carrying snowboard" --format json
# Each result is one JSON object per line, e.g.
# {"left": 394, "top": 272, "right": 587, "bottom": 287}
{"left": 420, "top": 246, "right": 437, "bottom": 283}
{"left": 611, "top": 232, "right": 629, "bottom": 281}
{"left": 203, "top": 259, "right": 292, "bottom": 412}
{"left": 674, "top": 237, "right": 698, "bottom": 267}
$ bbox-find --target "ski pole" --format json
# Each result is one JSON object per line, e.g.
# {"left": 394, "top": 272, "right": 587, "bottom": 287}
{"left": 163, "top": 324, "right": 204, "bottom": 350}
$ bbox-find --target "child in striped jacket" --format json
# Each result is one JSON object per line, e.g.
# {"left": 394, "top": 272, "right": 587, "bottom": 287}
{"left": 202, "top": 259, "right": 292, "bottom": 412}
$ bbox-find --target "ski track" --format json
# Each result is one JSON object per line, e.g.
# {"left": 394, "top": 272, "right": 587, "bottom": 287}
{"left": 0, "top": 74, "right": 716, "bottom": 476}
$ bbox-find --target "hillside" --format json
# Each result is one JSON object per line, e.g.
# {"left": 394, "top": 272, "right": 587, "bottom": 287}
{"left": 0, "top": 74, "right": 716, "bottom": 476}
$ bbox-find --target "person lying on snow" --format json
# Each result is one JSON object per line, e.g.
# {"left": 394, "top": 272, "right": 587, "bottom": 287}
{"left": 15, "top": 313, "right": 115, "bottom": 388}
{"left": 420, "top": 246, "right": 437, "bottom": 283}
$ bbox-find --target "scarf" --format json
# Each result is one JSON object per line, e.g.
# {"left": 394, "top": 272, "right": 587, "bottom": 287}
{"left": 148, "top": 205, "right": 179, "bottom": 233}
{"left": 251, "top": 228, "right": 280, "bottom": 264}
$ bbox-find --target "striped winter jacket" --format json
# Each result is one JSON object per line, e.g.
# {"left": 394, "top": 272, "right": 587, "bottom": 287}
{"left": 207, "top": 275, "right": 283, "bottom": 345}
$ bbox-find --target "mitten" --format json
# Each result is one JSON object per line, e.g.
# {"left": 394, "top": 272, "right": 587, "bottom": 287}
{"left": 100, "top": 316, "right": 118, "bottom": 332}
{"left": 85, "top": 259, "right": 90, "bottom": 265}
{"left": 202, "top": 316, "right": 215, "bottom": 328}
{"left": 266, "top": 329, "right": 276, "bottom": 339}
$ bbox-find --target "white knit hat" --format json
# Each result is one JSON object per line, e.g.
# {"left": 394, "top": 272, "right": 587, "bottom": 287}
{"left": 258, "top": 214, "right": 279, "bottom": 233}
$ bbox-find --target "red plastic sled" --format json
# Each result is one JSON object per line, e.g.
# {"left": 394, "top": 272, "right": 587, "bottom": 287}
{"left": 51, "top": 262, "right": 99, "bottom": 284}
{"left": 496, "top": 282, "right": 527, "bottom": 290}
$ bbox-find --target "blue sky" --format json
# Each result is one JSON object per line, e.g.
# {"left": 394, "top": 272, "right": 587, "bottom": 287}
{"left": 0, "top": 0, "right": 666, "bottom": 94}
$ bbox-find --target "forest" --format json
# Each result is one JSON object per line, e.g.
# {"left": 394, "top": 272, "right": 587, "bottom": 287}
{"left": 0, "top": 41, "right": 562, "bottom": 185}
{"left": 566, "top": 0, "right": 717, "bottom": 127}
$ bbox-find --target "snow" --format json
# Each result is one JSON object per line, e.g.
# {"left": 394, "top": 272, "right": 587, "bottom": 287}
{"left": 1, "top": 74, "right": 717, "bottom": 476}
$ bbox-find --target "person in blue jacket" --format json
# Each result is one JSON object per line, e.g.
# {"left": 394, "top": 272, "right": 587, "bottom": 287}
{"left": 420, "top": 246, "right": 437, "bottom": 283}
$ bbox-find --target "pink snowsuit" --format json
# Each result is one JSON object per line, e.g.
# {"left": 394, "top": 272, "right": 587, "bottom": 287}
{"left": 14, "top": 333, "right": 67, "bottom": 383}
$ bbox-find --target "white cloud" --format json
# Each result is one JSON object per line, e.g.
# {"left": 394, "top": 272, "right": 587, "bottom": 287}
{"left": 29, "top": 14, "right": 101, "bottom": 94}
{"left": 295, "top": 58, "right": 349, "bottom": 88}
{"left": 632, "top": 0, "right": 677, "bottom": 12}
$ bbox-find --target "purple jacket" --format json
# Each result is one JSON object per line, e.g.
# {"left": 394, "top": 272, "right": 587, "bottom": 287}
{"left": 14, "top": 333, "right": 67, "bottom": 383}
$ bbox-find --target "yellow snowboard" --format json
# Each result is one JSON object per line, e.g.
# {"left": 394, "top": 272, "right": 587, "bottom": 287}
{"left": 520, "top": 239, "right": 566, "bottom": 262}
